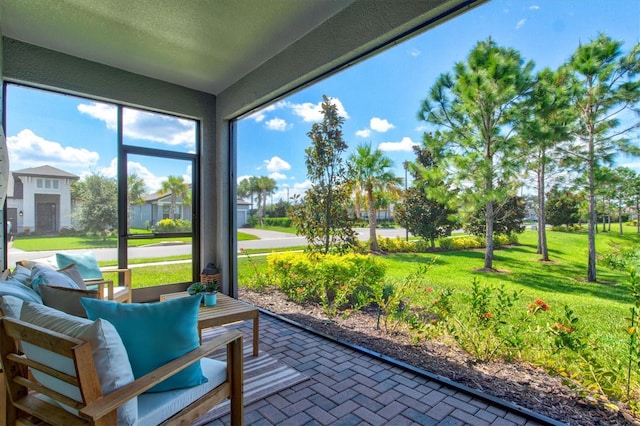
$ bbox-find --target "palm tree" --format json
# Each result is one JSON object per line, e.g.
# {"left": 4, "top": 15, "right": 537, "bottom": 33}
{"left": 256, "top": 176, "right": 277, "bottom": 226}
{"left": 127, "top": 173, "right": 147, "bottom": 230}
{"left": 238, "top": 176, "right": 260, "bottom": 210}
{"left": 159, "top": 175, "right": 190, "bottom": 220}
{"left": 348, "top": 143, "right": 403, "bottom": 252}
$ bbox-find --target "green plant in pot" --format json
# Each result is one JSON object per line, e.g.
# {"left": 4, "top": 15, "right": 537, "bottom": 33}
{"left": 187, "top": 281, "right": 219, "bottom": 306}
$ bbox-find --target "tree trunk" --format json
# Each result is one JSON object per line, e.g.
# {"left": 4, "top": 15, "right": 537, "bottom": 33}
{"left": 637, "top": 196, "right": 639, "bottom": 233}
{"left": 618, "top": 200, "right": 623, "bottom": 235}
{"left": 484, "top": 200, "right": 495, "bottom": 270}
{"left": 367, "top": 187, "right": 379, "bottom": 252}
{"left": 587, "top": 159, "right": 597, "bottom": 282}
{"left": 537, "top": 162, "right": 549, "bottom": 261}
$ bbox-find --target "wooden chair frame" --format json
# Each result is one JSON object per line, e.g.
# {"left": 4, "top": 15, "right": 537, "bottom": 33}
{"left": 0, "top": 317, "right": 243, "bottom": 425}
{"left": 85, "top": 268, "right": 132, "bottom": 303}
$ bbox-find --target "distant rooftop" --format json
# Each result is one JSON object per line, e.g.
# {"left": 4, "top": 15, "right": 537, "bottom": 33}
{"left": 13, "top": 165, "right": 79, "bottom": 180}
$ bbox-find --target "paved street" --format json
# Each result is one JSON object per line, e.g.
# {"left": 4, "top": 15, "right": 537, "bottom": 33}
{"left": 7, "top": 228, "right": 412, "bottom": 265}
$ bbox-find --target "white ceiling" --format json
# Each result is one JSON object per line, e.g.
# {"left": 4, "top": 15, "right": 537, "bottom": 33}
{"left": 0, "top": 0, "right": 354, "bottom": 95}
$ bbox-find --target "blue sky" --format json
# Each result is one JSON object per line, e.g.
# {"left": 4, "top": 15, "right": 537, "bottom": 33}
{"left": 237, "top": 0, "right": 640, "bottom": 202}
{"left": 5, "top": 0, "right": 640, "bottom": 200}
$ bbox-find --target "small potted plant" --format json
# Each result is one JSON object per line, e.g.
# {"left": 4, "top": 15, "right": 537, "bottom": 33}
{"left": 187, "top": 280, "right": 219, "bottom": 306}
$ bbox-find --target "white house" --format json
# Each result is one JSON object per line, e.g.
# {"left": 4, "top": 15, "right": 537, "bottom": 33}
{"left": 7, "top": 165, "right": 79, "bottom": 234}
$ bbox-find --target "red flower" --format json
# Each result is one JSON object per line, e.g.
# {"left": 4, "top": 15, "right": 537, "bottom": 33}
{"left": 485, "top": 312, "right": 493, "bottom": 319}
{"left": 528, "top": 298, "right": 550, "bottom": 313}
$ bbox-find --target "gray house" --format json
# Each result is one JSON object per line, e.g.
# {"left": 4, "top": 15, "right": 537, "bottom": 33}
{"left": 129, "top": 189, "right": 193, "bottom": 231}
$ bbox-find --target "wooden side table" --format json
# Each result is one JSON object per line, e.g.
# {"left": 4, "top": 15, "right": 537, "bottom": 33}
{"left": 160, "top": 291, "right": 260, "bottom": 356}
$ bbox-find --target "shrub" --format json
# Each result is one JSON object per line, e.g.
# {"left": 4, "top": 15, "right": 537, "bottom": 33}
{"left": 267, "top": 252, "right": 386, "bottom": 316}
{"left": 438, "top": 234, "right": 517, "bottom": 250}
{"left": 551, "top": 224, "right": 583, "bottom": 232}
{"left": 155, "top": 218, "right": 192, "bottom": 232}
{"left": 377, "top": 237, "right": 417, "bottom": 253}
{"left": 438, "top": 235, "right": 484, "bottom": 250}
{"left": 262, "top": 217, "right": 292, "bottom": 227}
{"left": 58, "top": 227, "right": 78, "bottom": 236}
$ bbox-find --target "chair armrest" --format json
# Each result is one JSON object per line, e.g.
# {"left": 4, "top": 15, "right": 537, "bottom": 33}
{"left": 79, "top": 330, "right": 243, "bottom": 422}
{"left": 100, "top": 268, "right": 131, "bottom": 287}
{"left": 84, "top": 278, "right": 115, "bottom": 300}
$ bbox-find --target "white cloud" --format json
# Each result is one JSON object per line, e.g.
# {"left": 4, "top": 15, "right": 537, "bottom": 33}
{"left": 88, "top": 157, "right": 164, "bottom": 192}
{"left": 265, "top": 118, "right": 288, "bottom": 131}
{"left": 529, "top": 5, "right": 540, "bottom": 10}
{"left": 290, "top": 97, "right": 349, "bottom": 122}
{"left": 515, "top": 18, "right": 526, "bottom": 30}
{"left": 370, "top": 117, "right": 395, "bottom": 133}
{"left": 293, "top": 180, "right": 312, "bottom": 190}
{"left": 78, "top": 102, "right": 196, "bottom": 149}
{"left": 378, "top": 136, "right": 418, "bottom": 152}
{"left": 409, "top": 48, "right": 421, "bottom": 57}
{"left": 269, "top": 172, "right": 287, "bottom": 180}
{"left": 247, "top": 105, "right": 275, "bottom": 122}
{"left": 8, "top": 129, "right": 100, "bottom": 169}
{"left": 356, "top": 129, "right": 371, "bottom": 138}
{"left": 415, "top": 124, "right": 429, "bottom": 133}
{"left": 264, "top": 156, "right": 291, "bottom": 172}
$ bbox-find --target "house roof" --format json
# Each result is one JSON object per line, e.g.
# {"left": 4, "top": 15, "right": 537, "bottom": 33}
{"left": 12, "top": 165, "right": 80, "bottom": 180}
{"left": 0, "top": 0, "right": 479, "bottom": 96}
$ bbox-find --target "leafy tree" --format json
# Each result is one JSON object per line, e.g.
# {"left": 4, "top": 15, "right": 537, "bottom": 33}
{"left": 395, "top": 148, "right": 458, "bottom": 248}
{"left": 594, "top": 166, "right": 617, "bottom": 232}
{"left": 562, "top": 34, "right": 640, "bottom": 282}
{"left": 290, "top": 95, "right": 356, "bottom": 254}
{"left": 266, "top": 199, "right": 291, "bottom": 218}
{"left": 348, "top": 143, "right": 402, "bottom": 252}
{"left": 159, "top": 175, "right": 190, "bottom": 220}
{"left": 545, "top": 186, "right": 580, "bottom": 227}
{"left": 517, "top": 68, "right": 574, "bottom": 261}
{"left": 127, "top": 173, "right": 147, "bottom": 229}
{"left": 418, "top": 38, "right": 534, "bottom": 271}
{"left": 612, "top": 166, "right": 637, "bottom": 235}
{"left": 464, "top": 195, "right": 526, "bottom": 238}
{"left": 75, "top": 173, "right": 118, "bottom": 234}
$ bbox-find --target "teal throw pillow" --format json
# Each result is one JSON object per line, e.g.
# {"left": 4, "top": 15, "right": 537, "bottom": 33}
{"left": 56, "top": 252, "right": 102, "bottom": 280}
{"left": 10, "top": 264, "right": 32, "bottom": 286}
{"left": 30, "top": 264, "right": 80, "bottom": 295}
{"left": 81, "top": 295, "right": 206, "bottom": 392}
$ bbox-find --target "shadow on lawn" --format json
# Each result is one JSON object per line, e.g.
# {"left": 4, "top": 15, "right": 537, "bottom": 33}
{"left": 420, "top": 245, "right": 634, "bottom": 305}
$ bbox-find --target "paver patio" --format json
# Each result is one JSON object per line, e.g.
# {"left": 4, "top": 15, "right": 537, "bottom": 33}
{"left": 203, "top": 311, "right": 560, "bottom": 426}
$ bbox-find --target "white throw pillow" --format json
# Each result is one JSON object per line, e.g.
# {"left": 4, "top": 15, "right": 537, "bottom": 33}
{"left": 20, "top": 302, "right": 138, "bottom": 425}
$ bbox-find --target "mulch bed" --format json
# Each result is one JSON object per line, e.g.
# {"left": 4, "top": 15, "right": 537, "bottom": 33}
{"left": 240, "top": 288, "right": 640, "bottom": 426}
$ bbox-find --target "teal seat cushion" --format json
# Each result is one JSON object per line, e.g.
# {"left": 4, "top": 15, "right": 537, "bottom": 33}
{"left": 81, "top": 295, "right": 207, "bottom": 393}
{"left": 56, "top": 252, "right": 103, "bottom": 280}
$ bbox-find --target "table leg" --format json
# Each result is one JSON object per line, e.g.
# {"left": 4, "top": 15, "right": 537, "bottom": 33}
{"left": 253, "top": 314, "right": 259, "bottom": 356}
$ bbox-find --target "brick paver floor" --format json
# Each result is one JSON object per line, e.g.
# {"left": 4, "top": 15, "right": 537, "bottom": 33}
{"left": 203, "top": 312, "right": 557, "bottom": 426}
